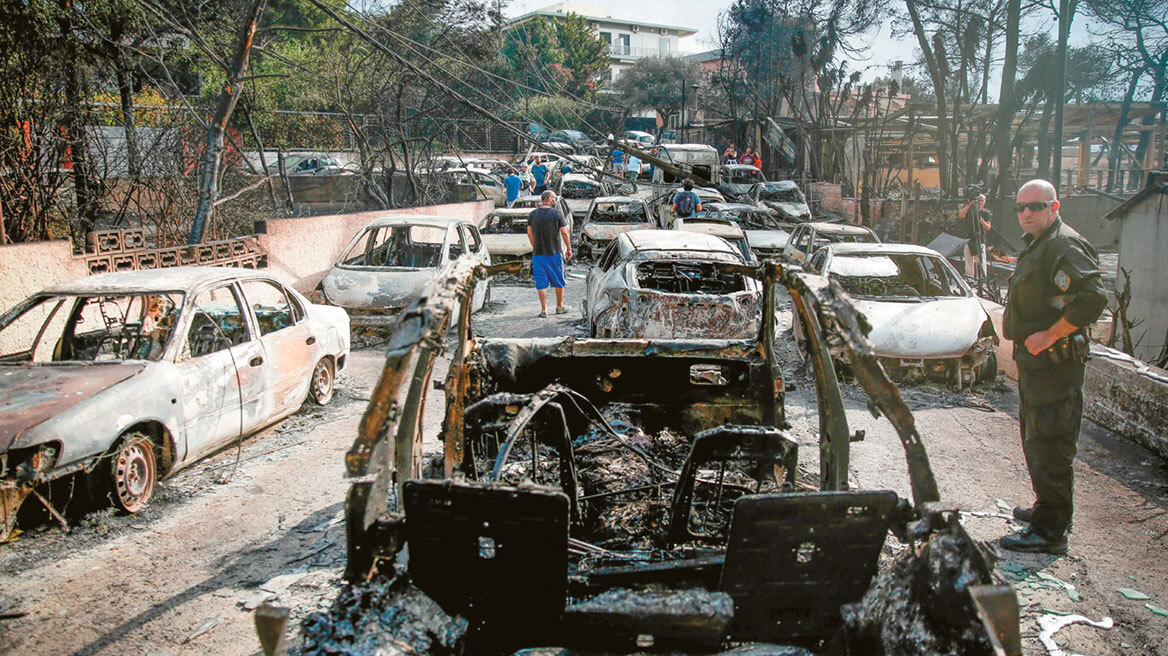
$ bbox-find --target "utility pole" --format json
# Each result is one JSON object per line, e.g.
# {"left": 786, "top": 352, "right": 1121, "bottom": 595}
{"left": 1051, "top": 0, "right": 1076, "bottom": 191}
{"left": 681, "top": 81, "right": 687, "bottom": 143}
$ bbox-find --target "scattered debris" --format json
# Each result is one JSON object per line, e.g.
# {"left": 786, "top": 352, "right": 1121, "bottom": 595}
{"left": 300, "top": 572, "right": 467, "bottom": 655}
{"left": 182, "top": 615, "right": 221, "bottom": 643}
{"left": 1036, "top": 613, "right": 1113, "bottom": 656}
{"left": 1035, "top": 572, "right": 1082, "bottom": 602}
{"left": 1146, "top": 603, "right": 1168, "bottom": 616}
{"left": 844, "top": 525, "right": 997, "bottom": 656}
{"left": 240, "top": 591, "right": 277, "bottom": 611}
{"left": 1117, "top": 588, "right": 1150, "bottom": 600}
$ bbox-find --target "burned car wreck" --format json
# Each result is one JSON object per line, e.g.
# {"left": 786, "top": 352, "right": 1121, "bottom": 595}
{"left": 0, "top": 268, "right": 349, "bottom": 542}
{"left": 291, "top": 257, "right": 1021, "bottom": 656}
{"left": 799, "top": 244, "right": 999, "bottom": 388}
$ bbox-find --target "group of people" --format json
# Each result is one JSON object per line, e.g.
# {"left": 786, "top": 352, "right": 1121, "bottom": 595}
{"left": 503, "top": 157, "right": 553, "bottom": 207}
{"left": 610, "top": 147, "right": 643, "bottom": 180}
{"left": 722, "top": 144, "right": 762, "bottom": 168}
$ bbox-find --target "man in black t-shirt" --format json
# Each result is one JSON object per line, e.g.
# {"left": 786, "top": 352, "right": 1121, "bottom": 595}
{"left": 526, "top": 190, "right": 573, "bottom": 318}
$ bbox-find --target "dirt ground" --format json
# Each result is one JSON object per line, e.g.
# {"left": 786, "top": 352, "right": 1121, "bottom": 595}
{"left": 2, "top": 261, "right": 1167, "bottom": 656}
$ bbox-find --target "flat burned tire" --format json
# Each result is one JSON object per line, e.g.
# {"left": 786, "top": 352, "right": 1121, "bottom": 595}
{"left": 107, "top": 433, "right": 157, "bottom": 514}
{"left": 309, "top": 358, "right": 336, "bottom": 405}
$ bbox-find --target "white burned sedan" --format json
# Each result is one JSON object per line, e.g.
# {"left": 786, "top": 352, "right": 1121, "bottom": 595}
{"left": 801, "top": 243, "right": 998, "bottom": 387}
{"left": 0, "top": 267, "right": 349, "bottom": 540}
{"left": 578, "top": 196, "right": 656, "bottom": 260}
{"left": 318, "top": 215, "right": 490, "bottom": 324}
{"left": 584, "top": 231, "right": 760, "bottom": 339}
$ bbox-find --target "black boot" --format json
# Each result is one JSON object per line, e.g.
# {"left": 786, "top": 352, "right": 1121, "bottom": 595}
{"left": 1000, "top": 527, "right": 1068, "bottom": 554}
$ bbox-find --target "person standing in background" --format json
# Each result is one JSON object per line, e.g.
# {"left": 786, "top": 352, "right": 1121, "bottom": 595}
{"left": 527, "top": 190, "right": 573, "bottom": 318}
{"left": 531, "top": 157, "right": 549, "bottom": 195}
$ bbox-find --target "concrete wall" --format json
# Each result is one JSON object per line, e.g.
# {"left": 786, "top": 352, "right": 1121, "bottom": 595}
{"left": 1058, "top": 195, "right": 1123, "bottom": 246}
{"left": 256, "top": 199, "right": 496, "bottom": 293}
{"left": 1084, "top": 346, "right": 1168, "bottom": 460}
{"left": 0, "top": 240, "right": 87, "bottom": 317}
{"left": 1116, "top": 192, "right": 1168, "bottom": 362}
{"left": 0, "top": 240, "right": 88, "bottom": 354}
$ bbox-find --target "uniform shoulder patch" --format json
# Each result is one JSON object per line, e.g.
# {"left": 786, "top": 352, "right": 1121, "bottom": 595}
{"left": 1054, "top": 269, "right": 1071, "bottom": 292}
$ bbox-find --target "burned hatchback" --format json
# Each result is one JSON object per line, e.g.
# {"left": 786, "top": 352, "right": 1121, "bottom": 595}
{"left": 316, "top": 215, "right": 490, "bottom": 324}
{"left": 583, "top": 230, "right": 760, "bottom": 339}
{"left": 0, "top": 268, "right": 349, "bottom": 542}
{"left": 293, "top": 256, "right": 1021, "bottom": 656}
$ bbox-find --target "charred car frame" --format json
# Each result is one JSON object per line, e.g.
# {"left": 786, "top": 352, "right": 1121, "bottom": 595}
{"left": 298, "top": 256, "right": 1021, "bottom": 655}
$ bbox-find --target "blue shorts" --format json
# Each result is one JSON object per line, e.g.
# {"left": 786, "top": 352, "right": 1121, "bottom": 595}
{"left": 532, "top": 254, "right": 566, "bottom": 290}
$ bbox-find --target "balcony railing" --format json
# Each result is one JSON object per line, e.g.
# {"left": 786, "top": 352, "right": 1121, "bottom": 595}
{"left": 606, "top": 44, "right": 694, "bottom": 59}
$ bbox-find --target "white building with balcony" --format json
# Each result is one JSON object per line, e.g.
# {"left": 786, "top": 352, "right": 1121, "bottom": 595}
{"left": 506, "top": 3, "right": 699, "bottom": 87}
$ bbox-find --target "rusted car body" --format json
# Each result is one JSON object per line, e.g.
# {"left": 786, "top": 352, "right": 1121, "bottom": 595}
{"left": 749, "top": 180, "right": 812, "bottom": 222}
{"left": 801, "top": 243, "right": 999, "bottom": 387}
{"left": 303, "top": 255, "right": 1021, "bottom": 656}
{"left": 783, "top": 221, "right": 880, "bottom": 262}
{"left": 510, "top": 194, "right": 576, "bottom": 231}
{"left": 703, "top": 202, "right": 792, "bottom": 259}
{"left": 584, "top": 231, "right": 761, "bottom": 339}
{"left": 577, "top": 196, "right": 656, "bottom": 260}
{"left": 0, "top": 267, "right": 349, "bottom": 541}
{"left": 317, "top": 215, "right": 490, "bottom": 325}
{"left": 557, "top": 173, "right": 615, "bottom": 218}
{"left": 673, "top": 217, "right": 757, "bottom": 264}
{"left": 717, "top": 164, "right": 765, "bottom": 202}
{"left": 480, "top": 199, "right": 574, "bottom": 270}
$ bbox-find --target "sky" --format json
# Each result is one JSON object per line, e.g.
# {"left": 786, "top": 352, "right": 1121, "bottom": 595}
{"left": 504, "top": 0, "right": 1103, "bottom": 90}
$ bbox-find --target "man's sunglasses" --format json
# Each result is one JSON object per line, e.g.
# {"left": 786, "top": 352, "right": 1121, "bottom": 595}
{"left": 1015, "top": 200, "right": 1055, "bottom": 213}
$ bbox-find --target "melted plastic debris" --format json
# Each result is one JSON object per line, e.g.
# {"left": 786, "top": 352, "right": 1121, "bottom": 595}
{"left": 300, "top": 572, "right": 467, "bottom": 655}
{"left": 1036, "top": 613, "right": 1113, "bottom": 656}
{"left": 845, "top": 531, "right": 993, "bottom": 656}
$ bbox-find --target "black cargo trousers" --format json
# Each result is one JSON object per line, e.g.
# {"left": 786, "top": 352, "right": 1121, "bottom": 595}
{"left": 1017, "top": 358, "right": 1084, "bottom": 538}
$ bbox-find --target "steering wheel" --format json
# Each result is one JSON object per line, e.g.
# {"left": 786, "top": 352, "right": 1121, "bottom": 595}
{"left": 858, "top": 277, "right": 888, "bottom": 297}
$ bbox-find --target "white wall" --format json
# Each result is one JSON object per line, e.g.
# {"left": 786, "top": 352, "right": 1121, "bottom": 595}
{"left": 1117, "top": 193, "right": 1168, "bottom": 362}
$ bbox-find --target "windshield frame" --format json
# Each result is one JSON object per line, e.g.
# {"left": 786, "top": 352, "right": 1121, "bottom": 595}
{"left": 0, "top": 291, "right": 188, "bottom": 364}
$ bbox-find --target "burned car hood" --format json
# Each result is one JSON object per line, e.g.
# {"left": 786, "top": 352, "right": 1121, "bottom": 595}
{"left": 0, "top": 364, "right": 145, "bottom": 451}
{"left": 481, "top": 234, "right": 532, "bottom": 256}
{"left": 764, "top": 201, "right": 811, "bottom": 220}
{"left": 855, "top": 297, "right": 988, "bottom": 358}
{"left": 322, "top": 266, "right": 435, "bottom": 310}
{"left": 745, "top": 230, "right": 790, "bottom": 250}
{"left": 583, "top": 223, "right": 645, "bottom": 241}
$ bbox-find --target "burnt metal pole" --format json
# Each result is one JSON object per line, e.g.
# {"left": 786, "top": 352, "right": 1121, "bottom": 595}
{"left": 1051, "top": 0, "right": 1075, "bottom": 190}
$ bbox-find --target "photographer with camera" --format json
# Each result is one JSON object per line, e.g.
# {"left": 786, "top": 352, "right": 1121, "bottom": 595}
{"left": 958, "top": 184, "right": 992, "bottom": 281}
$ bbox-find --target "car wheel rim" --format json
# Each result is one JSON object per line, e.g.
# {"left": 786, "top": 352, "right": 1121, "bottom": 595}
{"left": 114, "top": 439, "right": 155, "bottom": 513}
{"left": 312, "top": 361, "right": 333, "bottom": 403}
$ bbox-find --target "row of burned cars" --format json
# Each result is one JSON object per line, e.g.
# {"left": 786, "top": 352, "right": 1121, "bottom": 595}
{"left": 0, "top": 233, "right": 1021, "bottom": 653}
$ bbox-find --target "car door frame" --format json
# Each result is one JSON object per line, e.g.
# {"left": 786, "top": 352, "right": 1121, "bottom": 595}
{"left": 237, "top": 277, "right": 319, "bottom": 417}
{"left": 173, "top": 280, "right": 269, "bottom": 464}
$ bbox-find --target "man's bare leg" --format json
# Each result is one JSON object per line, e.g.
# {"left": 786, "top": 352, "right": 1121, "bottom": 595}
{"left": 555, "top": 286, "right": 564, "bottom": 310}
{"left": 538, "top": 288, "right": 548, "bottom": 314}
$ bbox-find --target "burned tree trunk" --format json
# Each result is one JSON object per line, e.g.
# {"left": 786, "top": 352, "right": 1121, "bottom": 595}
{"left": 188, "top": 0, "right": 267, "bottom": 244}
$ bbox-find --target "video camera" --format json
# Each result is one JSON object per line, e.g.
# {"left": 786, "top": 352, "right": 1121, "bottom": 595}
{"left": 963, "top": 180, "right": 985, "bottom": 201}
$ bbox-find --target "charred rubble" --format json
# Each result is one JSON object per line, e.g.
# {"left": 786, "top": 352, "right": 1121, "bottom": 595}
{"left": 288, "top": 257, "right": 1020, "bottom": 656}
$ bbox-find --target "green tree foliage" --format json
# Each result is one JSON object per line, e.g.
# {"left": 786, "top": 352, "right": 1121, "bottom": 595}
{"left": 501, "top": 13, "right": 608, "bottom": 100}
{"left": 502, "top": 16, "right": 566, "bottom": 94}
{"left": 612, "top": 56, "right": 701, "bottom": 120}
{"left": 554, "top": 13, "right": 608, "bottom": 99}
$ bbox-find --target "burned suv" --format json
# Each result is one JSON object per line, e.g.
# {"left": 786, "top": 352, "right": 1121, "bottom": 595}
{"left": 293, "top": 258, "right": 1019, "bottom": 656}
